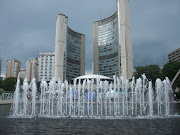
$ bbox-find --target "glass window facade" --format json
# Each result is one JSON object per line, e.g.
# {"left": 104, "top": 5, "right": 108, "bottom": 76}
{"left": 65, "top": 28, "right": 82, "bottom": 82}
{"left": 97, "top": 12, "right": 120, "bottom": 78}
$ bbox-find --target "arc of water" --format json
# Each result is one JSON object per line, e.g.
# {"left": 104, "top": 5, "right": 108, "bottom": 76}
{"left": 120, "top": 76, "right": 125, "bottom": 115}
{"left": 109, "top": 82, "right": 112, "bottom": 116}
{"left": 78, "top": 79, "right": 81, "bottom": 116}
{"left": 96, "top": 77, "right": 100, "bottom": 116}
{"left": 82, "top": 79, "right": 86, "bottom": 116}
{"left": 87, "top": 79, "right": 90, "bottom": 116}
{"left": 57, "top": 79, "right": 61, "bottom": 116}
{"left": 73, "top": 79, "right": 77, "bottom": 116}
{"left": 113, "top": 75, "right": 116, "bottom": 116}
{"left": 100, "top": 81, "right": 103, "bottom": 116}
{"left": 117, "top": 76, "right": 120, "bottom": 115}
{"left": 40, "top": 78, "right": 43, "bottom": 115}
{"left": 60, "top": 83, "right": 64, "bottom": 116}
{"left": 139, "top": 78, "right": 143, "bottom": 116}
{"left": 13, "top": 74, "right": 174, "bottom": 118}
{"left": 65, "top": 80, "right": 68, "bottom": 116}
{"left": 69, "top": 84, "right": 72, "bottom": 116}
{"left": 163, "top": 77, "right": 172, "bottom": 116}
{"left": 31, "top": 78, "right": 37, "bottom": 116}
{"left": 131, "top": 77, "right": 135, "bottom": 116}
{"left": 148, "top": 81, "right": 153, "bottom": 116}
{"left": 13, "top": 74, "right": 20, "bottom": 116}
{"left": 125, "top": 80, "right": 129, "bottom": 115}
{"left": 156, "top": 78, "right": 163, "bottom": 116}
{"left": 142, "top": 74, "right": 146, "bottom": 115}
{"left": 104, "top": 81, "right": 108, "bottom": 116}
{"left": 91, "top": 79, "right": 94, "bottom": 116}
{"left": 22, "top": 78, "right": 28, "bottom": 116}
{"left": 135, "top": 79, "right": 139, "bottom": 115}
{"left": 51, "top": 78, "right": 56, "bottom": 116}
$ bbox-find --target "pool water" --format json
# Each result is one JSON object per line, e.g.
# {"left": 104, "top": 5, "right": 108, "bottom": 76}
{"left": 0, "top": 117, "right": 180, "bottom": 134}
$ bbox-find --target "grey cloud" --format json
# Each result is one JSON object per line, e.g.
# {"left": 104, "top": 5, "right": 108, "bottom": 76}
{"left": 0, "top": 0, "right": 179, "bottom": 76}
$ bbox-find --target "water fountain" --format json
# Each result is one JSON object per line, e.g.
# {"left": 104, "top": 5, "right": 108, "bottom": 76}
{"left": 11, "top": 74, "right": 173, "bottom": 118}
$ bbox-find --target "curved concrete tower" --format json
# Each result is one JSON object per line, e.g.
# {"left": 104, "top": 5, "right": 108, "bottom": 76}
{"left": 93, "top": 0, "right": 133, "bottom": 80}
{"left": 54, "top": 14, "right": 85, "bottom": 82}
{"left": 117, "top": 0, "right": 133, "bottom": 80}
{"left": 54, "top": 14, "right": 66, "bottom": 81}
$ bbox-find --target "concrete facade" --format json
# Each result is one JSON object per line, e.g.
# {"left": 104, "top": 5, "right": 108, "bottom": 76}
{"left": 168, "top": 48, "right": 180, "bottom": 62}
{"left": 54, "top": 14, "right": 66, "bottom": 81}
{"left": 26, "top": 58, "right": 38, "bottom": 82}
{"left": 93, "top": 0, "right": 133, "bottom": 80}
{"left": 6, "top": 58, "right": 21, "bottom": 78}
{"left": 117, "top": 0, "right": 133, "bottom": 80}
{"left": 54, "top": 14, "right": 85, "bottom": 82}
{"left": 39, "top": 52, "right": 55, "bottom": 81}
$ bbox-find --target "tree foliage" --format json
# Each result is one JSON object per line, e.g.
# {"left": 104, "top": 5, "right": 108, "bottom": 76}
{"left": 1, "top": 77, "right": 17, "bottom": 91}
{"left": 134, "top": 62, "right": 180, "bottom": 83}
{"left": 0, "top": 77, "right": 24, "bottom": 91}
{"left": 134, "top": 65, "right": 163, "bottom": 84}
{"left": 162, "top": 61, "right": 180, "bottom": 81}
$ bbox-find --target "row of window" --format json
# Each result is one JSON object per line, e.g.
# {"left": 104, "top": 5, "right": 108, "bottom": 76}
{"left": 168, "top": 49, "right": 180, "bottom": 56}
{"left": 98, "top": 24, "right": 117, "bottom": 35}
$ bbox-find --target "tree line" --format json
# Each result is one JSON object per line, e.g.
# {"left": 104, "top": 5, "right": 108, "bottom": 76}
{"left": 0, "top": 77, "right": 23, "bottom": 91}
{"left": 134, "top": 61, "right": 180, "bottom": 84}
{"left": 0, "top": 61, "right": 179, "bottom": 91}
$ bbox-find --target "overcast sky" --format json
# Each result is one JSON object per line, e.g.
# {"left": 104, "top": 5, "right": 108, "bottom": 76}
{"left": 0, "top": 0, "right": 180, "bottom": 77}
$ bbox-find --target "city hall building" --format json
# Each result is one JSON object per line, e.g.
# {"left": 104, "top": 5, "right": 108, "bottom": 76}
{"left": 54, "top": 14, "right": 85, "bottom": 83}
{"left": 93, "top": 0, "right": 133, "bottom": 80}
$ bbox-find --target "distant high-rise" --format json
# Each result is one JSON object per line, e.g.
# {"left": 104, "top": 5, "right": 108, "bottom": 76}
{"left": 26, "top": 58, "right": 38, "bottom": 82}
{"left": 6, "top": 58, "right": 21, "bottom": 78}
{"left": 19, "top": 69, "right": 26, "bottom": 80}
{"left": 168, "top": 48, "right": 180, "bottom": 62}
{"left": 0, "top": 57, "right": 2, "bottom": 77}
{"left": 93, "top": 0, "right": 133, "bottom": 80}
{"left": 38, "top": 52, "right": 55, "bottom": 82}
{"left": 54, "top": 14, "right": 85, "bottom": 82}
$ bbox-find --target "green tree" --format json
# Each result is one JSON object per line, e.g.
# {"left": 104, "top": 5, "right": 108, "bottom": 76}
{"left": 162, "top": 61, "right": 180, "bottom": 81}
{"left": 1, "top": 77, "right": 17, "bottom": 91}
{"left": 0, "top": 79, "right": 2, "bottom": 88}
{"left": 134, "top": 65, "right": 163, "bottom": 84}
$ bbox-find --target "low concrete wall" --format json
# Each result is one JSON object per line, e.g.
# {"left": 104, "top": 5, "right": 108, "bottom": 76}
{"left": 0, "top": 100, "right": 13, "bottom": 105}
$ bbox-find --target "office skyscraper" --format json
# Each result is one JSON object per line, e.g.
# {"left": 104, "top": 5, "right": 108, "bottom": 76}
{"left": 93, "top": 0, "right": 133, "bottom": 80}
{"left": 54, "top": 14, "right": 85, "bottom": 82}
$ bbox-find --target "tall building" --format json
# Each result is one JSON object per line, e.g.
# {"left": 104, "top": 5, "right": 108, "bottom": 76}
{"left": 168, "top": 48, "right": 180, "bottom": 62}
{"left": 54, "top": 14, "right": 85, "bottom": 82}
{"left": 6, "top": 58, "right": 21, "bottom": 78}
{"left": 0, "top": 57, "right": 2, "bottom": 77}
{"left": 93, "top": 0, "right": 133, "bottom": 80}
{"left": 26, "top": 58, "right": 38, "bottom": 82}
{"left": 38, "top": 52, "right": 55, "bottom": 81}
